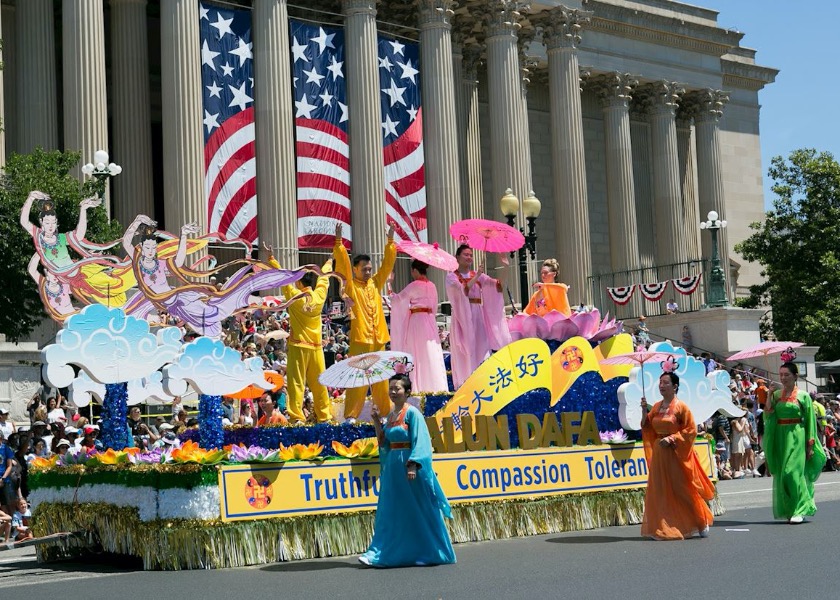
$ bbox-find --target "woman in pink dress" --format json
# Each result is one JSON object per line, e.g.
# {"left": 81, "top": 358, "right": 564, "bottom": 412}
{"left": 389, "top": 260, "right": 448, "bottom": 392}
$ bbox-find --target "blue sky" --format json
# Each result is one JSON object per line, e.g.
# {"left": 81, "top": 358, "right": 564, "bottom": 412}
{"left": 712, "top": 1, "right": 840, "bottom": 208}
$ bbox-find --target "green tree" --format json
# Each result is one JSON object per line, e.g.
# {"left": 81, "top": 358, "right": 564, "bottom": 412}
{"left": 0, "top": 149, "right": 123, "bottom": 342}
{"left": 736, "top": 148, "right": 840, "bottom": 360}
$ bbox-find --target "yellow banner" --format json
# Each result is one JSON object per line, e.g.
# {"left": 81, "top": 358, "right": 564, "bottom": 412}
{"left": 218, "top": 440, "right": 715, "bottom": 522}
{"left": 593, "top": 333, "right": 634, "bottom": 381}
{"left": 435, "top": 338, "right": 553, "bottom": 443}
{"left": 550, "top": 336, "right": 599, "bottom": 404}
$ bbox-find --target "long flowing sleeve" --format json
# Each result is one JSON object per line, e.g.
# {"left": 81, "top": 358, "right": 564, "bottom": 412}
{"left": 406, "top": 406, "right": 452, "bottom": 519}
{"left": 373, "top": 240, "right": 397, "bottom": 290}
{"left": 800, "top": 391, "right": 827, "bottom": 483}
{"left": 389, "top": 282, "right": 412, "bottom": 353}
{"left": 332, "top": 238, "right": 352, "bottom": 280}
{"left": 445, "top": 273, "right": 471, "bottom": 359}
{"left": 478, "top": 273, "right": 511, "bottom": 351}
{"left": 763, "top": 391, "right": 780, "bottom": 475}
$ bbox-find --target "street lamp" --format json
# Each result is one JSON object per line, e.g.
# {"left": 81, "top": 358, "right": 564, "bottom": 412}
{"left": 699, "top": 210, "right": 728, "bottom": 307}
{"left": 500, "top": 188, "right": 542, "bottom": 309}
{"left": 81, "top": 150, "right": 122, "bottom": 199}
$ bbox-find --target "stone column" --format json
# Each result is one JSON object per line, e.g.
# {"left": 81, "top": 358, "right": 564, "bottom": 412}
{"left": 63, "top": 0, "right": 110, "bottom": 207}
{"left": 596, "top": 73, "right": 641, "bottom": 273}
{"left": 111, "top": 0, "right": 154, "bottom": 225}
{"left": 253, "top": 0, "right": 298, "bottom": 267}
{"left": 540, "top": 6, "right": 593, "bottom": 302}
{"left": 461, "top": 46, "right": 484, "bottom": 221}
{"left": 16, "top": 0, "right": 58, "bottom": 153}
{"left": 484, "top": 3, "right": 528, "bottom": 214}
{"left": 676, "top": 115, "right": 701, "bottom": 261}
{"left": 645, "top": 81, "right": 688, "bottom": 267}
{"left": 687, "top": 89, "right": 729, "bottom": 269}
{"left": 1, "top": 3, "right": 16, "bottom": 156}
{"left": 451, "top": 37, "right": 468, "bottom": 222}
{"left": 342, "top": 0, "right": 386, "bottom": 259}
{"left": 160, "top": 0, "right": 206, "bottom": 232}
{"left": 418, "top": 0, "right": 462, "bottom": 257}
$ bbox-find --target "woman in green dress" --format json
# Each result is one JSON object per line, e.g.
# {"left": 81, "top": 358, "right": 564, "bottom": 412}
{"left": 764, "top": 362, "right": 826, "bottom": 523}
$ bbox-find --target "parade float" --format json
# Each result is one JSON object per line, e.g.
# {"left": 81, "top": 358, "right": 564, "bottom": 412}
{"left": 28, "top": 299, "right": 739, "bottom": 570}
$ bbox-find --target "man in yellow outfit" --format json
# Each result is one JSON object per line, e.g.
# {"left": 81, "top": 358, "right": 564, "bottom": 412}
{"left": 333, "top": 223, "right": 396, "bottom": 422}
{"left": 267, "top": 251, "right": 333, "bottom": 423}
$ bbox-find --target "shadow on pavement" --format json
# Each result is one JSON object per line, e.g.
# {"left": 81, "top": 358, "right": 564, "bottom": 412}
{"left": 261, "top": 559, "right": 366, "bottom": 573}
{"left": 545, "top": 535, "right": 648, "bottom": 544}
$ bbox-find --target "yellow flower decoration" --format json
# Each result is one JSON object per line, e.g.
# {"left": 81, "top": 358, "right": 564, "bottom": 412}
{"left": 277, "top": 443, "right": 324, "bottom": 461}
{"left": 170, "top": 440, "right": 226, "bottom": 464}
{"left": 331, "top": 437, "right": 379, "bottom": 459}
{"left": 87, "top": 448, "right": 130, "bottom": 466}
{"left": 30, "top": 455, "right": 59, "bottom": 470}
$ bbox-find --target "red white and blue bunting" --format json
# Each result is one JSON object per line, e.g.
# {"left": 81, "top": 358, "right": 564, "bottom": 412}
{"left": 606, "top": 285, "right": 636, "bottom": 305}
{"left": 639, "top": 281, "right": 668, "bottom": 302}
{"left": 672, "top": 274, "right": 702, "bottom": 295}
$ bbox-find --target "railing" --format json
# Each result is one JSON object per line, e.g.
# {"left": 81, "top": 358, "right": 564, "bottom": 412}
{"left": 588, "top": 259, "right": 709, "bottom": 319}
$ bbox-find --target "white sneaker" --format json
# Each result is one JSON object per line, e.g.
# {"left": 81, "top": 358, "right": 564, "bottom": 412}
{"left": 789, "top": 516, "right": 804, "bottom": 524}
{"left": 358, "top": 555, "right": 371, "bottom": 565}
{"left": 752, "top": 469, "right": 761, "bottom": 476}
{"left": 699, "top": 525, "right": 710, "bottom": 538}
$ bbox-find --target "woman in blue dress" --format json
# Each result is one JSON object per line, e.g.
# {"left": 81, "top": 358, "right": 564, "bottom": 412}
{"left": 359, "top": 373, "right": 456, "bottom": 567}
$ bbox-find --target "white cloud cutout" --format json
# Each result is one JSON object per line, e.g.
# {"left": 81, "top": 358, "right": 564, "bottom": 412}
{"left": 163, "top": 337, "right": 270, "bottom": 397}
{"left": 69, "top": 371, "right": 176, "bottom": 407}
{"left": 42, "top": 305, "right": 183, "bottom": 388}
{"left": 619, "top": 340, "right": 745, "bottom": 430}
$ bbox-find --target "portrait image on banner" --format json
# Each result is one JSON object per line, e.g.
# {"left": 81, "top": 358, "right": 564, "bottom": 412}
{"left": 199, "top": 2, "right": 257, "bottom": 243}
{"left": 290, "top": 20, "right": 350, "bottom": 249}
{"left": 377, "top": 35, "right": 427, "bottom": 243}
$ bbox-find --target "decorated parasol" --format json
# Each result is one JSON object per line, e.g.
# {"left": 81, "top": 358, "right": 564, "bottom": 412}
{"left": 396, "top": 240, "right": 458, "bottom": 272}
{"left": 599, "top": 351, "right": 677, "bottom": 398}
{"left": 227, "top": 370, "right": 285, "bottom": 400}
{"left": 318, "top": 351, "right": 414, "bottom": 392}
{"left": 449, "top": 219, "right": 525, "bottom": 254}
{"left": 727, "top": 341, "right": 804, "bottom": 380}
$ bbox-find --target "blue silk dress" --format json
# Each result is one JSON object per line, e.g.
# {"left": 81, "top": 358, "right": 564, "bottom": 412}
{"left": 360, "top": 404, "right": 456, "bottom": 567}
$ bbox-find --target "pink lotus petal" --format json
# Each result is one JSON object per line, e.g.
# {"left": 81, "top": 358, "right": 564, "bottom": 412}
{"left": 549, "top": 319, "right": 579, "bottom": 342}
{"left": 508, "top": 313, "right": 528, "bottom": 334}
{"left": 590, "top": 326, "right": 621, "bottom": 344}
{"left": 543, "top": 310, "right": 566, "bottom": 328}
{"left": 571, "top": 311, "right": 599, "bottom": 339}
{"left": 509, "top": 330, "right": 524, "bottom": 342}
{"left": 522, "top": 315, "right": 550, "bottom": 339}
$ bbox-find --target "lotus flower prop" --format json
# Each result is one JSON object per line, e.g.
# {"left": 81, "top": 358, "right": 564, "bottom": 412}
{"left": 86, "top": 448, "right": 133, "bottom": 466}
{"left": 227, "top": 444, "right": 283, "bottom": 463}
{"left": 169, "top": 440, "right": 227, "bottom": 464}
{"left": 30, "top": 455, "right": 59, "bottom": 470}
{"left": 278, "top": 443, "right": 324, "bottom": 461}
{"left": 599, "top": 430, "right": 631, "bottom": 444}
{"left": 332, "top": 437, "right": 379, "bottom": 459}
{"left": 130, "top": 449, "right": 166, "bottom": 465}
{"left": 508, "top": 308, "right": 623, "bottom": 345}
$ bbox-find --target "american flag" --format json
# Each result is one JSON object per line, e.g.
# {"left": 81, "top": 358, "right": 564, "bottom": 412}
{"left": 199, "top": 3, "right": 257, "bottom": 243}
{"left": 291, "top": 21, "right": 350, "bottom": 249}
{"left": 378, "top": 35, "right": 427, "bottom": 243}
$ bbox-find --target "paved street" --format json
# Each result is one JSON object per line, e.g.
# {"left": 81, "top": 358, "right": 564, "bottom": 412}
{"left": 3, "top": 472, "right": 840, "bottom": 599}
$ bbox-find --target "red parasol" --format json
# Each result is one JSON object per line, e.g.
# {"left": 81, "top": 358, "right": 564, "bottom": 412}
{"left": 396, "top": 240, "right": 458, "bottom": 271}
{"left": 449, "top": 219, "right": 525, "bottom": 254}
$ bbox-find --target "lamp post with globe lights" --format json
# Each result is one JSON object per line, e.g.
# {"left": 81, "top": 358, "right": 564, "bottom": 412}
{"left": 81, "top": 150, "right": 122, "bottom": 200}
{"left": 699, "top": 210, "right": 728, "bottom": 307}
{"left": 500, "top": 188, "right": 542, "bottom": 309}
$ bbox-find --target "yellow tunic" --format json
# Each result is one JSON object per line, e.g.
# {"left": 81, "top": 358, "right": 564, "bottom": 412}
{"left": 332, "top": 238, "right": 397, "bottom": 419}
{"left": 332, "top": 238, "right": 397, "bottom": 346}
{"left": 281, "top": 266, "right": 331, "bottom": 349}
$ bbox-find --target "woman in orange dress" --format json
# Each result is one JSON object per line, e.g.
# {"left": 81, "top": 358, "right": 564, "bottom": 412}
{"left": 640, "top": 372, "right": 715, "bottom": 540}
{"left": 524, "top": 258, "right": 571, "bottom": 317}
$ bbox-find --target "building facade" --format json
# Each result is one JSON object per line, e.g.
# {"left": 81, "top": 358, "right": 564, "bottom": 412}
{"left": 0, "top": 0, "right": 777, "bottom": 313}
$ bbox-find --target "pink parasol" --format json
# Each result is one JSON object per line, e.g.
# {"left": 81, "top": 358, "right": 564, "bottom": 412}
{"left": 727, "top": 341, "right": 803, "bottom": 363}
{"left": 449, "top": 219, "right": 525, "bottom": 254}
{"left": 599, "top": 351, "right": 677, "bottom": 390}
{"left": 396, "top": 240, "right": 458, "bottom": 272}
{"left": 727, "top": 341, "right": 804, "bottom": 379}
{"left": 318, "top": 351, "right": 414, "bottom": 391}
